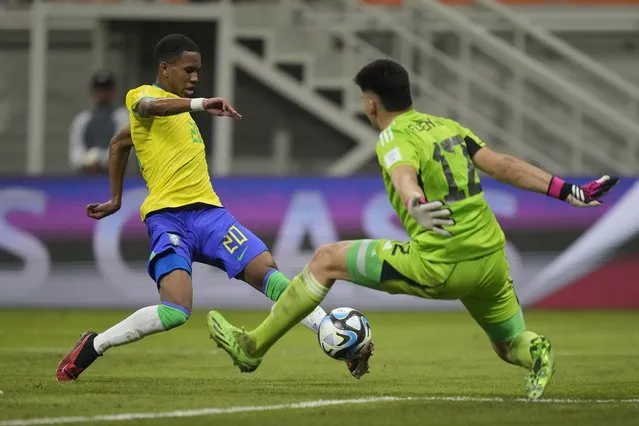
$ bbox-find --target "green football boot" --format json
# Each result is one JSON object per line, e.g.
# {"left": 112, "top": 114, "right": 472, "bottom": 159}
{"left": 526, "top": 335, "right": 556, "bottom": 400}
{"left": 207, "top": 310, "right": 262, "bottom": 373}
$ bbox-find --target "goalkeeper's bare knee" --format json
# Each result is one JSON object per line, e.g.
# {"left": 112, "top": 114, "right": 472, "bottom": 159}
{"left": 308, "top": 242, "right": 353, "bottom": 286}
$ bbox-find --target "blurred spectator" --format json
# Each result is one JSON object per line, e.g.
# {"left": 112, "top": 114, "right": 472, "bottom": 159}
{"left": 2, "top": 0, "right": 33, "bottom": 9}
{"left": 69, "top": 69, "right": 128, "bottom": 175}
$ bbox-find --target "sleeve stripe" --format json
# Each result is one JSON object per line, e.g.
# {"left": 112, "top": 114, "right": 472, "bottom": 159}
{"left": 379, "top": 127, "right": 396, "bottom": 146}
{"left": 379, "top": 130, "right": 387, "bottom": 145}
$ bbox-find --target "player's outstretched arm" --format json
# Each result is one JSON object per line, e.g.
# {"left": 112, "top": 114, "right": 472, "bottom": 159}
{"left": 86, "top": 126, "right": 132, "bottom": 220}
{"left": 136, "top": 97, "right": 241, "bottom": 119}
{"left": 472, "top": 147, "right": 619, "bottom": 207}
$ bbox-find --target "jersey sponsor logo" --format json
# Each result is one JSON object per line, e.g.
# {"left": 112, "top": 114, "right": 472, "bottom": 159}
{"left": 383, "top": 147, "right": 403, "bottom": 169}
{"left": 168, "top": 233, "right": 180, "bottom": 246}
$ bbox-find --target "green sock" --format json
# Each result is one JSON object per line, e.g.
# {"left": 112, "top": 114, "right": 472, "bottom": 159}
{"left": 506, "top": 330, "right": 538, "bottom": 369}
{"left": 249, "top": 267, "right": 329, "bottom": 357}
{"left": 261, "top": 269, "right": 289, "bottom": 302}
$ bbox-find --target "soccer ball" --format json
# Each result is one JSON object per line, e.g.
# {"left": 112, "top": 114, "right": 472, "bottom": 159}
{"left": 318, "top": 307, "right": 372, "bottom": 361}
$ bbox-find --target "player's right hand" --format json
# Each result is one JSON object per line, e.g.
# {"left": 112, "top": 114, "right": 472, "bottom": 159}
{"left": 86, "top": 200, "right": 121, "bottom": 220}
{"left": 203, "top": 97, "right": 242, "bottom": 120}
{"left": 407, "top": 194, "right": 454, "bottom": 237}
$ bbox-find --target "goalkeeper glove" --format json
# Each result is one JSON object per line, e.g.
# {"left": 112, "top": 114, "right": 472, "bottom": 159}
{"left": 547, "top": 175, "right": 619, "bottom": 207}
{"left": 406, "top": 194, "right": 454, "bottom": 237}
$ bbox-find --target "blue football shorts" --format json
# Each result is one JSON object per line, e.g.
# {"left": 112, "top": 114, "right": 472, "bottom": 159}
{"left": 145, "top": 204, "right": 268, "bottom": 284}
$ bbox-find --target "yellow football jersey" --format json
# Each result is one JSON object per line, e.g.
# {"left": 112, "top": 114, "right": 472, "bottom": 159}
{"left": 125, "top": 84, "right": 222, "bottom": 220}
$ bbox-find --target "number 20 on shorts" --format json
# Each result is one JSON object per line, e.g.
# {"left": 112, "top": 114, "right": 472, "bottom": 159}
{"left": 223, "top": 225, "right": 248, "bottom": 254}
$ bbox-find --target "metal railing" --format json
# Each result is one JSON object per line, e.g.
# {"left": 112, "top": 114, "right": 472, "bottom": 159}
{"left": 474, "top": 0, "right": 639, "bottom": 121}
{"left": 287, "top": 0, "right": 638, "bottom": 175}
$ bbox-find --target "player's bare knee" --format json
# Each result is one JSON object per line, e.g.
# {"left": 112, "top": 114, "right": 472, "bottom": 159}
{"left": 158, "top": 269, "right": 193, "bottom": 312}
{"left": 262, "top": 252, "right": 278, "bottom": 269}
{"left": 241, "top": 252, "right": 279, "bottom": 290}
{"left": 167, "top": 297, "right": 192, "bottom": 314}
{"left": 310, "top": 243, "right": 342, "bottom": 277}
{"left": 159, "top": 295, "right": 192, "bottom": 313}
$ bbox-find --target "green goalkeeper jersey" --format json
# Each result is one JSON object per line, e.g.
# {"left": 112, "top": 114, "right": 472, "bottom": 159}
{"left": 375, "top": 109, "right": 505, "bottom": 262}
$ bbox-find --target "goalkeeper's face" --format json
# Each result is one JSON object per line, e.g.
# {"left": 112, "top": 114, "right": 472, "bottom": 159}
{"left": 360, "top": 92, "right": 380, "bottom": 130}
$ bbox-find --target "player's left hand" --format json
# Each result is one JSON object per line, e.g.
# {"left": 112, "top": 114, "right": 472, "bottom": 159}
{"left": 204, "top": 97, "right": 242, "bottom": 120}
{"left": 346, "top": 341, "right": 374, "bottom": 380}
{"left": 561, "top": 175, "right": 620, "bottom": 208}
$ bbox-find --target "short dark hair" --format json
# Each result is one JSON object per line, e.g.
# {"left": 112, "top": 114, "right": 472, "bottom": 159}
{"left": 91, "top": 69, "right": 115, "bottom": 89}
{"left": 354, "top": 59, "right": 412, "bottom": 112}
{"left": 154, "top": 34, "right": 200, "bottom": 64}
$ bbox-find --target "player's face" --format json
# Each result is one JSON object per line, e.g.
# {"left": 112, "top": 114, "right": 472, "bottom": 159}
{"left": 361, "top": 92, "right": 379, "bottom": 129}
{"left": 165, "top": 51, "right": 202, "bottom": 98}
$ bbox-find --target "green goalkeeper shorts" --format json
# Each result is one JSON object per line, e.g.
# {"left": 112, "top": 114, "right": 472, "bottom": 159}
{"left": 346, "top": 239, "right": 524, "bottom": 342}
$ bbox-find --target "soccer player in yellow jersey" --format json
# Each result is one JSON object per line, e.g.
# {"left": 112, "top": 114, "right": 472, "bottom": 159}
{"left": 209, "top": 59, "right": 619, "bottom": 399}
{"left": 55, "top": 34, "right": 341, "bottom": 381}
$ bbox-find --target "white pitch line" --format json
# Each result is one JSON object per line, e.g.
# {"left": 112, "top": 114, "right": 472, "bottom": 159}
{"left": 517, "top": 398, "right": 639, "bottom": 404}
{"left": 556, "top": 351, "right": 639, "bottom": 357}
{"left": 1, "top": 396, "right": 638, "bottom": 426}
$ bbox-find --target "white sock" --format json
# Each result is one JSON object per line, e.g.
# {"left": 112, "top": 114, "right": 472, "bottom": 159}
{"left": 93, "top": 305, "right": 166, "bottom": 355}
{"left": 269, "top": 303, "right": 326, "bottom": 333}
{"left": 300, "top": 306, "right": 327, "bottom": 333}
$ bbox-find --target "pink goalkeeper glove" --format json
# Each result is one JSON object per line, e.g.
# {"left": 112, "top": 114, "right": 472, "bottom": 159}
{"left": 546, "top": 175, "right": 619, "bottom": 207}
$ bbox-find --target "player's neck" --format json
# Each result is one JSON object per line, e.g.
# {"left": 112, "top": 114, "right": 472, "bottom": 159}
{"left": 153, "top": 80, "right": 173, "bottom": 95}
{"left": 377, "top": 107, "right": 414, "bottom": 130}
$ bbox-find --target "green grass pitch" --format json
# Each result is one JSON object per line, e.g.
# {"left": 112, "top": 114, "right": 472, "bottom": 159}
{"left": 0, "top": 310, "right": 638, "bottom": 425}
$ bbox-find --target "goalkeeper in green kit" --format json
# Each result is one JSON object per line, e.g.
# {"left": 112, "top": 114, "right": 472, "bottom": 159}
{"left": 208, "top": 59, "right": 619, "bottom": 399}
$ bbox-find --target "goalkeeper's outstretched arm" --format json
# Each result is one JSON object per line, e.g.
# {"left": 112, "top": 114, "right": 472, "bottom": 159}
{"left": 471, "top": 147, "right": 618, "bottom": 207}
{"left": 471, "top": 147, "right": 552, "bottom": 195}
